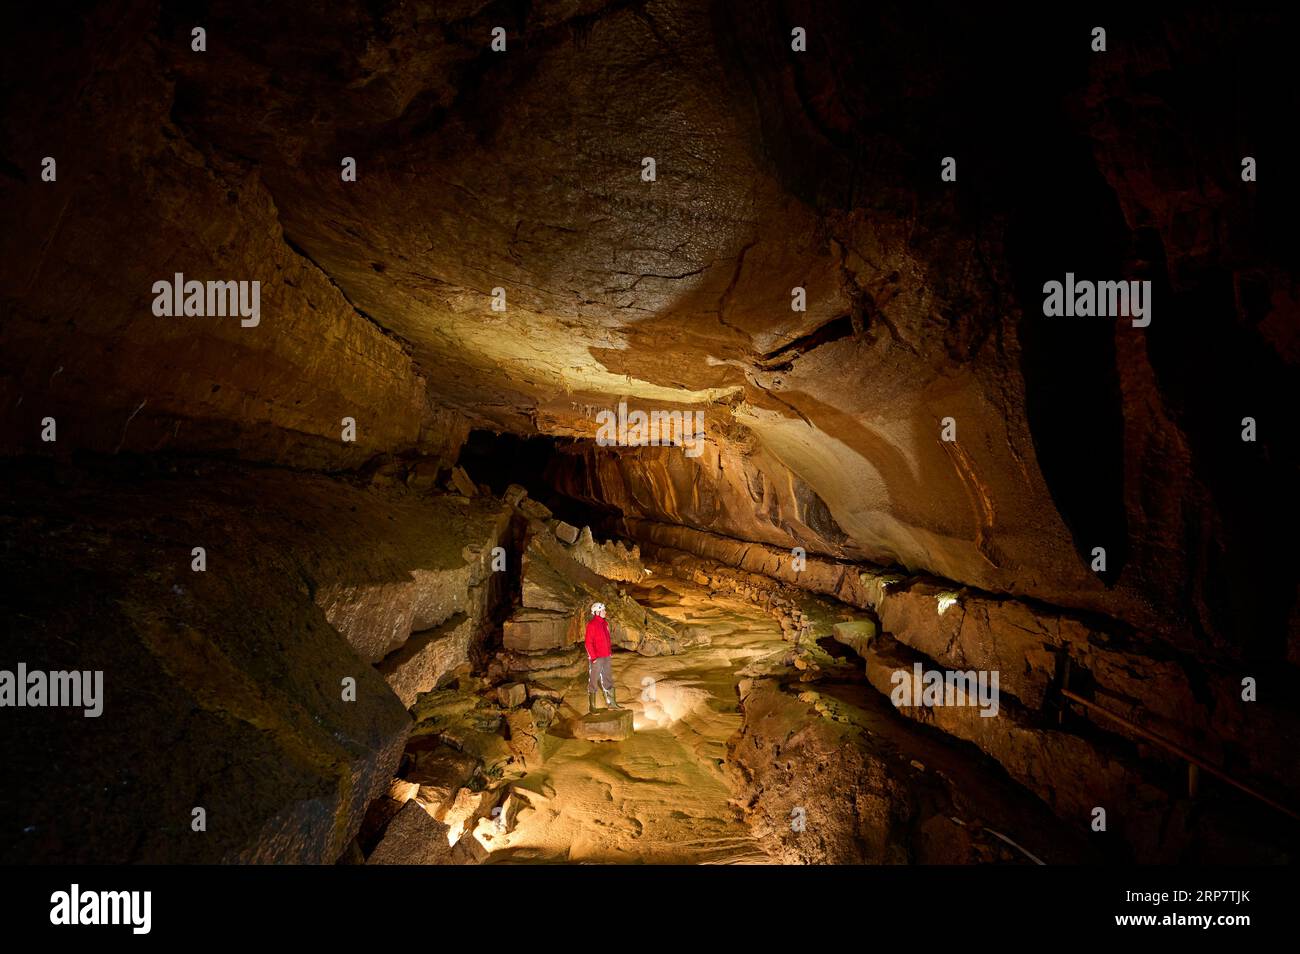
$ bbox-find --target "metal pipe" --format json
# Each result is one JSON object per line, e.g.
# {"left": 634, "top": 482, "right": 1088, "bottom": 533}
{"left": 1059, "top": 687, "right": 1300, "bottom": 823}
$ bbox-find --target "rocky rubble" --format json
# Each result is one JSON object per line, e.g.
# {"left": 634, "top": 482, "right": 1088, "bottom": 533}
{"left": 359, "top": 668, "right": 577, "bottom": 862}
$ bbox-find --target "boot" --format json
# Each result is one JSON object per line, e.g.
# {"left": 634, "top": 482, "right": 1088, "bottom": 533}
{"left": 603, "top": 686, "right": 625, "bottom": 710}
{"left": 587, "top": 691, "right": 602, "bottom": 713}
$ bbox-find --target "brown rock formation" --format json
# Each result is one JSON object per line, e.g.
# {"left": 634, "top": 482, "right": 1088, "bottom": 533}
{"left": 2, "top": 1, "right": 1296, "bottom": 866}
{"left": 0, "top": 461, "right": 417, "bottom": 863}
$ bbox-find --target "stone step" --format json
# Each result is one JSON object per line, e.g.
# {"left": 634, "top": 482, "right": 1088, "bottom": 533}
{"left": 574, "top": 707, "right": 634, "bottom": 741}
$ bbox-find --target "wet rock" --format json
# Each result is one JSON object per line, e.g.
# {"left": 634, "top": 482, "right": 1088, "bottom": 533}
{"left": 504, "top": 484, "right": 529, "bottom": 507}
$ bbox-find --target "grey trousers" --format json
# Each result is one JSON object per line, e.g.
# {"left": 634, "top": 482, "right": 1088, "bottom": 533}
{"left": 587, "top": 655, "right": 614, "bottom": 694}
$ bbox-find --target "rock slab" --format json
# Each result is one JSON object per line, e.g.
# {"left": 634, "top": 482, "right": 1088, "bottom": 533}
{"left": 574, "top": 709, "right": 634, "bottom": 741}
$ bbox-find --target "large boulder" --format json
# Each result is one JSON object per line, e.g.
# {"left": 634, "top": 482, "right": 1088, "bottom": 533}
{"left": 404, "top": 744, "right": 479, "bottom": 816}
{"left": 502, "top": 608, "right": 579, "bottom": 653}
{"left": 377, "top": 614, "right": 475, "bottom": 710}
{"left": 554, "top": 521, "right": 580, "bottom": 544}
{"left": 831, "top": 619, "right": 877, "bottom": 658}
{"left": 366, "top": 801, "right": 456, "bottom": 865}
{"left": 317, "top": 495, "right": 514, "bottom": 664}
{"left": 0, "top": 464, "right": 413, "bottom": 864}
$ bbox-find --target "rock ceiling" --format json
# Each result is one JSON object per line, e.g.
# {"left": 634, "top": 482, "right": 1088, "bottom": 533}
{"left": 3, "top": 1, "right": 1296, "bottom": 656}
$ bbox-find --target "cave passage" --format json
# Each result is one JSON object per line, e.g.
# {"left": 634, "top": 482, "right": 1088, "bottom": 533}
{"left": 2, "top": 1, "right": 1298, "bottom": 871}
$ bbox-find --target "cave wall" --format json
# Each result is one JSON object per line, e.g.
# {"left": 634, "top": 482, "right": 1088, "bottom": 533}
{"left": 4, "top": 2, "right": 1295, "bottom": 661}
{"left": 0, "top": 458, "right": 525, "bottom": 863}
{"left": 540, "top": 3, "right": 1300, "bottom": 664}
{"left": 0, "top": 3, "right": 468, "bottom": 470}
{"left": 1, "top": 0, "right": 1297, "bottom": 864}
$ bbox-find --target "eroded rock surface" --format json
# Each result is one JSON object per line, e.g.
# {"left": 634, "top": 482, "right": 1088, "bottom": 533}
{"left": 2, "top": 2, "right": 1296, "bottom": 867}
{"left": 0, "top": 461, "right": 416, "bottom": 863}
{"left": 8, "top": 3, "right": 1294, "bottom": 664}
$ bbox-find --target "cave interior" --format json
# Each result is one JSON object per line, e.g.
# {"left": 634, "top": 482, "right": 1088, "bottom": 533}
{"left": 1, "top": 1, "right": 1298, "bottom": 866}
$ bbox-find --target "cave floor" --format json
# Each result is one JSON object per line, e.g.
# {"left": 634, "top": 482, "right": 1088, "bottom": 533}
{"left": 474, "top": 570, "right": 1100, "bottom": 864}
{"left": 485, "top": 577, "right": 785, "bottom": 864}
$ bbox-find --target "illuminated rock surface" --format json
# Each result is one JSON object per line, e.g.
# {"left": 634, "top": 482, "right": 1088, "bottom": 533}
{"left": 1, "top": 2, "right": 1297, "bottom": 865}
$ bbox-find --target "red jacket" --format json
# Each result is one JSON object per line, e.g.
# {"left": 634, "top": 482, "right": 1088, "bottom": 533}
{"left": 585, "top": 615, "right": 612, "bottom": 660}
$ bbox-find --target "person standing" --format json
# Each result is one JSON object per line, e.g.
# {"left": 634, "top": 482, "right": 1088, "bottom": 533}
{"left": 584, "top": 602, "right": 624, "bottom": 713}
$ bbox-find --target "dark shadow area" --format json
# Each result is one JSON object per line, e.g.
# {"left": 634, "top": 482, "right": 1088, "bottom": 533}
{"left": 1006, "top": 140, "right": 1132, "bottom": 585}
{"left": 459, "top": 430, "right": 625, "bottom": 533}
{"left": 457, "top": 430, "right": 561, "bottom": 500}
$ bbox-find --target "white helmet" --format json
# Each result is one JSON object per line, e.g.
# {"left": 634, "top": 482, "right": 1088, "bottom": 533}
{"left": 590, "top": 602, "right": 606, "bottom": 616}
